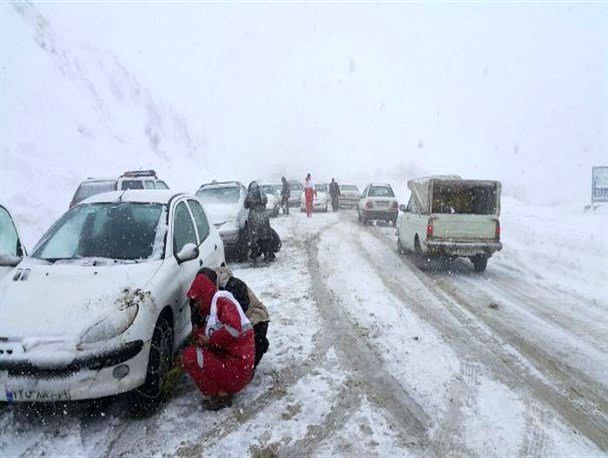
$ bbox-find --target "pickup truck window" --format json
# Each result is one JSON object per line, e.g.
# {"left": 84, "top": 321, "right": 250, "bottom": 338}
{"left": 432, "top": 183, "right": 497, "bottom": 215}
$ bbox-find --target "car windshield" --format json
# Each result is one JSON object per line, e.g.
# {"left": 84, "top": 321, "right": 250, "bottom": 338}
{"left": 289, "top": 183, "right": 302, "bottom": 191}
{"left": 120, "top": 180, "right": 144, "bottom": 190}
{"left": 341, "top": 185, "right": 359, "bottom": 192}
{"left": 74, "top": 181, "right": 116, "bottom": 204}
{"left": 315, "top": 184, "right": 328, "bottom": 193}
{"left": 196, "top": 186, "right": 240, "bottom": 204}
{"left": 31, "top": 203, "right": 165, "bottom": 262}
{"left": 0, "top": 207, "right": 20, "bottom": 257}
{"left": 260, "top": 185, "right": 276, "bottom": 195}
{"left": 368, "top": 186, "right": 395, "bottom": 198}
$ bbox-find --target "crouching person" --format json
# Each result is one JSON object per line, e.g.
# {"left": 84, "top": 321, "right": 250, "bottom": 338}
{"left": 183, "top": 273, "right": 255, "bottom": 410}
{"left": 199, "top": 267, "right": 270, "bottom": 369}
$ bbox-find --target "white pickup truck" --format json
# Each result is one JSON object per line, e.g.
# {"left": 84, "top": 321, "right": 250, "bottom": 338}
{"left": 397, "top": 176, "right": 502, "bottom": 272}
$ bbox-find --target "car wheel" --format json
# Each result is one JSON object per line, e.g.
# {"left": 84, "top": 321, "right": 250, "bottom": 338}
{"left": 129, "top": 317, "right": 173, "bottom": 416}
{"left": 236, "top": 229, "right": 248, "bottom": 262}
{"left": 471, "top": 255, "right": 488, "bottom": 272}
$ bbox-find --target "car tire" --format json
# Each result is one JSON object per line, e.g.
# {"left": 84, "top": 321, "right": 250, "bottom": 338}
{"left": 471, "top": 255, "right": 488, "bottom": 272}
{"left": 129, "top": 317, "right": 173, "bottom": 417}
{"left": 414, "top": 235, "right": 422, "bottom": 255}
{"left": 236, "top": 229, "right": 248, "bottom": 262}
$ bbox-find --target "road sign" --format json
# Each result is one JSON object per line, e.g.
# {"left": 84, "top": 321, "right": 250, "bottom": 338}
{"left": 592, "top": 166, "right": 608, "bottom": 203}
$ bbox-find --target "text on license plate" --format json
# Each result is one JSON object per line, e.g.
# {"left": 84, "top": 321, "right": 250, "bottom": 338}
{"left": 5, "top": 388, "right": 72, "bottom": 402}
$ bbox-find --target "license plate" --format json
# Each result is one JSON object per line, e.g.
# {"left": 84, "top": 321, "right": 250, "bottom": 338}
{"left": 376, "top": 201, "right": 389, "bottom": 207}
{"left": 5, "top": 388, "right": 72, "bottom": 402}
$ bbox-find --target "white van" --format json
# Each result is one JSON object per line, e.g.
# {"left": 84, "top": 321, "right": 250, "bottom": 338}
{"left": 397, "top": 176, "right": 502, "bottom": 272}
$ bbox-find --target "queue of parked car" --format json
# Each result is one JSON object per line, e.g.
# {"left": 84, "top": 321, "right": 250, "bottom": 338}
{"left": 0, "top": 170, "right": 501, "bottom": 408}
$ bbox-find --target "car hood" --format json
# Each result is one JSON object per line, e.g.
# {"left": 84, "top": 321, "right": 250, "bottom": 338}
{"left": 0, "top": 258, "right": 163, "bottom": 340}
{"left": 203, "top": 202, "right": 241, "bottom": 225}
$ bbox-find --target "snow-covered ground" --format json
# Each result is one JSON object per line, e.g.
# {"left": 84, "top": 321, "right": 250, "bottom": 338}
{"left": 1, "top": 204, "right": 606, "bottom": 456}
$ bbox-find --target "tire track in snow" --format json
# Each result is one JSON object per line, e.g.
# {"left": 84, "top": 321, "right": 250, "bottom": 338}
{"left": 360, "top": 220, "right": 608, "bottom": 452}
{"left": 299, "top": 231, "right": 433, "bottom": 454}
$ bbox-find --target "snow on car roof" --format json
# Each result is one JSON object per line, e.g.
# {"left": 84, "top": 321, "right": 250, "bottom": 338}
{"left": 81, "top": 190, "right": 185, "bottom": 205}
{"left": 369, "top": 183, "right": 393, "bottom": 187}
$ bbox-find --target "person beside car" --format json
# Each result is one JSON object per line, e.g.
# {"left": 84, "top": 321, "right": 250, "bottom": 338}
{"left": 199, "top": 267, "right": 270, "bottom": 370}
{"left": 280, "top": 176, "right": 291, "bottom": 215}
{"left": 329, "top": 178, "right": 341, "bottom": 212}
{"left": 244, "top": 181, "right": 276, "bottom": 262}
{"left": 183, "top": 273, "right": 255, "bottom": 410}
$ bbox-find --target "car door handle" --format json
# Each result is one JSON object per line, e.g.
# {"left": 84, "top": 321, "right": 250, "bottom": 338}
{"left": 199, "top": 259, "right": 203, "bottom": 266}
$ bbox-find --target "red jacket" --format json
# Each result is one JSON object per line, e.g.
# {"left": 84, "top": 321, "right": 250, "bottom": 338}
{"left": 184, "top": 274, "right": 255, "bottom": 395}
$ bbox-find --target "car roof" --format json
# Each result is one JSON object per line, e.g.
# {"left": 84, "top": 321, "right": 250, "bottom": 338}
{"left": 81, "top": 177, "right": 117, "bottom": 183}
{"left": 81, "top": 190, "right": 187, "bottom": 205}
{"left": 369, "top": 183, "right": 393, "bottom": 187}
{"left": 340, "top": 183, "right": 359, "bottom": 187}
{"left": 199, "top": 181, "right": 243, "bottom": 190}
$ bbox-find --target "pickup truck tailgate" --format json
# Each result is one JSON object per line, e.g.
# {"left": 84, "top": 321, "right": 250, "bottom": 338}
{"left": 432, "top": 214, "right": 497, "bottom": 240}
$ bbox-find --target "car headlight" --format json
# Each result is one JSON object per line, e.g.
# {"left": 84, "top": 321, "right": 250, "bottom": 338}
{"left": 79, "top": 302, "right": 139, "bottom": 344}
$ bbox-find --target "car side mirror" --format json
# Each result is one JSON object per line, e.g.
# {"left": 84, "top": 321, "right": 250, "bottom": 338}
{"left": 176, "top": 243, "right": 199, "bottom": 264}
{"left": 0, "top": 253, "right": 23, "bottom": 267}
{"left": 399, "top": 204, "right": 408, "bottom": 213}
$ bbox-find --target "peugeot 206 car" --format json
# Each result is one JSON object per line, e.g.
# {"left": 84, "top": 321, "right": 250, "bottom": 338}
{"left": 0, "top": 190, "right": 224, "bottom": 408}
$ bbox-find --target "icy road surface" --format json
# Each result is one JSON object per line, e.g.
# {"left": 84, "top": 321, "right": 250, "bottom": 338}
{"left": 1, "top": 208, "right": 606, "bottom": 457}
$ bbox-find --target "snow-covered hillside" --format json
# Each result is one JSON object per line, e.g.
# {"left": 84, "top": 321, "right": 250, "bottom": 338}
{"left": 1, "top": 2, "right": 208, "bottom": 247}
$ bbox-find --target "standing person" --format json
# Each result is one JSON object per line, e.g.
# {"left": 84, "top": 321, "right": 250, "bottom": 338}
{"left": 304, "top": 173, "right": 316, "bottom": 218}
{"left": 280, "top": 176, "right": 291, "bottom": 215}
{"left": 183, "top": 273, "right": 255, "bottom": 410}
{"left": 329, "top": 178, "right": 341, "bottom": 212}
{"left": 244, "top": 181, "right": 271, "bottom": 262}
{"left": 198, "top": 267, "right": 270, "bottom": 369}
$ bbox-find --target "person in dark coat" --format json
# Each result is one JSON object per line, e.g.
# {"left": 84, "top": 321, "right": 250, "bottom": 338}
{"left": 244, "top": 181, "right": 272, "bottom": 262}
{"left": 329, "top": 178, "right": 341, "bottom": 212}
{"left": 199, "top": 267, "right": 270, "bottom": 370}
{"left": 280, "top": 176, "right": 291, "bottom": 215}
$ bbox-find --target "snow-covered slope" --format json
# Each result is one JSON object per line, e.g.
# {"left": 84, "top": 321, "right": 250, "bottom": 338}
{"left": 1, "top": 2, "right": 208, "bottom": 247}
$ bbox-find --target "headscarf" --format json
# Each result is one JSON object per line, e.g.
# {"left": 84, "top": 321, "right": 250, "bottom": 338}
{"left": 187, "top": 273, "right": 217, "bottom": 316}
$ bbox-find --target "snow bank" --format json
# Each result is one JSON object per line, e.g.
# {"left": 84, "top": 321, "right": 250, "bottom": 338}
{"left": 1, "top": 2, "right": 209, "bottom": 247}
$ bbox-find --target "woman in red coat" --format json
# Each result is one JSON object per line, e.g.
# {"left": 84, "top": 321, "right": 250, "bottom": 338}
{"left": 182, "top": 273, "right": 255, "bottom": 410}
{"left": 304, "top": 173, "right": 316, "bottom": 217}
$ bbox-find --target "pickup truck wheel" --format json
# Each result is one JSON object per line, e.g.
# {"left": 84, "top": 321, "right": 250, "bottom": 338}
{"left": 129, "top": 318, "right": 173, "bottom": 416}
{"left": 471, "top": 255, "right": 488, "bottom": 272}
{"left": 414, "top": 235, "right": 422, "bottom": 255}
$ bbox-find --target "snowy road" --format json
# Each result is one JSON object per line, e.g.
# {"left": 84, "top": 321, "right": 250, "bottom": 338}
{"left": 1, "top": 210, "right": 606, "bottom": 457}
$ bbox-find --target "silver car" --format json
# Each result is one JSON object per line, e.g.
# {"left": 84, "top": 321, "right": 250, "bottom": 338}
{"left": 339, "top": 184, "right": 361, "bottom": 208}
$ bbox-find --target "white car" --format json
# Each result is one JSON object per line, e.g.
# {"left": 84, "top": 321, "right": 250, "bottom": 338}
{"left": 397, "top": 176, "right": 502, "bottom": 272}
{"left": 0, "top": 205, "right": 26, "bottom": 281}
{"left": 339, "top": 184, "right": 361, "bottom": 208}
{"left": 300, "top": 184, "right": 330, "bottom": 212}
{"left": 195, "top": 181, "right": 249, "bottom": 257}
{"left": 357, "top": 183, "right": 399, "bottom": 225}
{"left": 260, "top": 184, "right": 280, "bottom": 217}
{"left": 116, "top": 170, "right": 170, "bottom": 191}
{"left": 0, "top": 190, "right": 224, "bottom": 405}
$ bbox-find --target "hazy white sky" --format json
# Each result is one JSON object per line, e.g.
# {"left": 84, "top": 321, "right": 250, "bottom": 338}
{"left": 36, "top": 2, "right": 607, "bottom": 203}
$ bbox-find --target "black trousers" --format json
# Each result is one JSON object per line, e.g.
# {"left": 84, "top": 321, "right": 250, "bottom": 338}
{"left": 253, "top": 322, "right": 270, "bottom": 368}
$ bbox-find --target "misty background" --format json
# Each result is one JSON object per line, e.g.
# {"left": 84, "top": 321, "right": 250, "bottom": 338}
{"left": 1, "top": 1, "right": 606, "bottom": 240}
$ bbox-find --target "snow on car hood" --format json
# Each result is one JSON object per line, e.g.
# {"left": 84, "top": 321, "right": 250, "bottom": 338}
{"left": 0, "top": 258, "right": 162, "bottom": 340}
{"left": 203, "top": 202, "right": 241, "bottom": 225}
